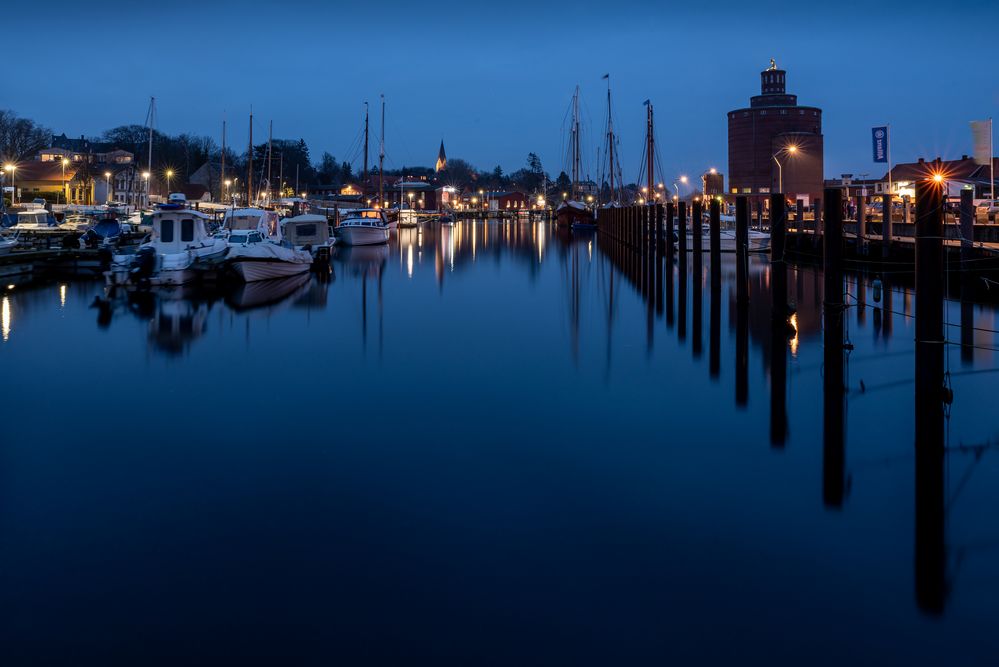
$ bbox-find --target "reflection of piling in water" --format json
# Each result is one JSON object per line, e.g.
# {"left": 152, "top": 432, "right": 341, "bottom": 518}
{"left": 959, "top": 188, "right": 974, "bottom": 365}
{"left": 665, "top": 203, "right": 675, "bottom": 330}
{"left": 914, "top": 175, "right": 947, "bottom": 615}
{"left": 655, "top": 205, "right": 664, "bottom": 316}
{"left": 735, "top": 196, "right": 749, "bottom": 406}
{"left": 678, "top": 202, "right": 688, "bottom": 343}
{"left": 709, "top": 199, "right": 721, "bottom": 379}
{"left": 769, "top": 194, "right": 788, "bottom": 446}
{"left": 823, "top": 188, "right": 847, "bottom": 508}
{"left": 692, "top": 201, "right": 703, "bottom": 358}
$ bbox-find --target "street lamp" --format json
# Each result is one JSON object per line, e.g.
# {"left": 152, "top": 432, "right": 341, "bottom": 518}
{"left": 61, "top": 158, "right": 69, "bottom": 204}
{"left": 104, "top": 171, "right": 112, "bottom": 203}
{"left": 165, "top": 169, "right": 174, "bottom": 195}
{"left": 4, "top": 164, "right": 15, "bottom": 204}
{"left": 772, "top": 144, "right": 798, "bottom": 194}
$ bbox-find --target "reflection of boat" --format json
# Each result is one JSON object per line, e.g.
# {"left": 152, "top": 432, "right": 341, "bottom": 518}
{"left": 147, "top": 298, "right": 210, "bottom": 356}
{"left": 438, "top": 213, "right": 454, "bottom": 226}
{"left": 107, "top": 200, "right": 227, "bottom": 286}
{"left": 571, "top": 217, "right": 597, "bottom": 231}
{"left": 682, "top": 224, "right": 771, "bottom": 253}
{"left": 333, "top": 243, "right": 389, "bottom": 276}
{"left": 224, "top": 272, "right": 311, "bottom": 312}
{"left": 334, "top": 209, "right": 390, "bottom": 246}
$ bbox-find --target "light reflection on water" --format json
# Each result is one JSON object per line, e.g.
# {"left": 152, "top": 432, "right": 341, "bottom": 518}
{"left": 1, "top": 218, "right": 999, "bottom": 664}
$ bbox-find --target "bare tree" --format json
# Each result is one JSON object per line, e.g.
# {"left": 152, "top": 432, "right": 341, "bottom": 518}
{"left": 0, "top": 109, "right": 51, "bottom": 162}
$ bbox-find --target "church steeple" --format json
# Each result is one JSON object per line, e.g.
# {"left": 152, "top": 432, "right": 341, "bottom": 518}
{"left": 435, "top": 140, "right": 447, "bottom": 173}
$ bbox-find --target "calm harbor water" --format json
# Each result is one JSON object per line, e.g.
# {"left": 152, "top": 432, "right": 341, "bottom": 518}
{"left": 2, "top": 219, "right": 999, "bottom": 665}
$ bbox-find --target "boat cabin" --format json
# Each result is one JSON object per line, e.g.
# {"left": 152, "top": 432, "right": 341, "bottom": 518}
{"left": 150, "top": 210, "right": 213, "bottom": 252}
{"left": 282, "top": 214, "right": 331, "bottom": 248}
{"left": 224, "top": 208, "right": 281, "bottom": 240}
{"left": 16, "top": 209, "right": 56, "bottom": 227}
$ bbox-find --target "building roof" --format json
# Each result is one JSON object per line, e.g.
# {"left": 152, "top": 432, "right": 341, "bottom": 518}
{"left": 7, "top": 160, "right": 79, "bottom": 182}
{"left": 884, "top": 156, "right": 998, "bottom": 183}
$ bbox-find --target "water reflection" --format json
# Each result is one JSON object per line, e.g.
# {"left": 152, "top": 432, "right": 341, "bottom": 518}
{"left": 2, "top": 219, "right": 999, "bottom": 662}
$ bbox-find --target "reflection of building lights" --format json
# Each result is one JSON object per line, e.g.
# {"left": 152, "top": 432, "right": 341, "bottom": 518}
{"left": 407, "top": 243, "right": 413, "bottom": 278}
{"left": 59, "top": 284, "right": 67, "bottom": 308}
{"left": 2, "top": 296, "right": 10, "bottom": 342}
{"left": 789, "top": 312, "right": 799, "bottom": 358}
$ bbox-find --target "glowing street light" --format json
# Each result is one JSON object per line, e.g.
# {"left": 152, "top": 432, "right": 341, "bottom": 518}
{"left": 772, "top": 145, "right": 799, "bottom": 194}
{"left": 165, "top": 169, "right": 174, "bottom": 195}
{"left": 104, "top": 171, "right": 112, "bottom": 203}
{"left": 4, "top": 164, "right": 15, "bottom": 204}
{"left": 61, "top": 158, "right": 69, "bottom": 204}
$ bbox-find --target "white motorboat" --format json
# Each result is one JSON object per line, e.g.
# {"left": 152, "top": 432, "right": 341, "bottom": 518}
{"left": 223, "top": 208, "right": 313, "bottom": 282}
{"left": 682, "top": 224, "right": 771, "bottom": 253}
{"left": 12, "top": 209, "right": 58, "bottom": 231}
{"left": 106, "top": 199, "right": 227, "bottom": 286}
{"left": 281, "top": 214, "right": 334, "bottom": 260}
{"left": 334, "top": 209, "right": 390, "bottom": 246}
{"left": 397, "top": 208, "right": 420, "bottom": 227}
{"left": 59, "top": 214, "right": 94, "bottom": 232}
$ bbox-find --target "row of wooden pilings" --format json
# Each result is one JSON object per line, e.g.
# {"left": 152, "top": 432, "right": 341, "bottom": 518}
{"left": 596, "top": 180, "right": 949, "bottom": 615}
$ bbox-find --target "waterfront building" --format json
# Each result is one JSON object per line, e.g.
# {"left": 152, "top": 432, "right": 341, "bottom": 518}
{"left": 727, "top": 61, "right": 824, "bottom": 205}
{"left": 876, "top": 155, "right": 998, "bottom": 200}
{"left": 701, "top": 169, "right": 725, "bottom": 196}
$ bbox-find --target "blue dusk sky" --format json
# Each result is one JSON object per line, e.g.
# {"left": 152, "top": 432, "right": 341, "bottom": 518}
{"left": 5, "top": 0, "right": 997, "bottom": 183}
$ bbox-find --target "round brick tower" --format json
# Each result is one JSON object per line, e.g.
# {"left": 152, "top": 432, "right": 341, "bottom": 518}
{"left": 727, "top": 62, "right": 824, "bottom": 205}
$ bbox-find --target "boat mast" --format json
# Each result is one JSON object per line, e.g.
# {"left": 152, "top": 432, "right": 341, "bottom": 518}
{"left": 363, "top": 101, "right": 369, "bottom": 181}
{"left": 247, "top": 109, "right": 254, "bottom": 205}
{"left": 146, "top": 96, "right": 155, "bottom": 204}
{"left": 646, "top": 102, "right": 655, "bottom": 202}
{"left": 606, "top": 76, "right": 615, "bottom": 204}
{"left": 267, "top": 120, "right": 273, "bottom": 202}
{"left": 220, "top": 116, "right": 226, "bottom": 204}
{"left": 572, "top": 85, "right": 580, "bottom": 201}
{"left": 378, "top": 94, "right": 385, "bottom": 207}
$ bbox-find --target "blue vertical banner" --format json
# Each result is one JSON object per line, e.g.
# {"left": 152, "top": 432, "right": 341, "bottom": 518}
{"left": 872, "top": 127, "right": 889, "bottom": 163}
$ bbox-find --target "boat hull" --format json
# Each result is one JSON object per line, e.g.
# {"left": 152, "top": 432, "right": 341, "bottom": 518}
{"left": 682, "top": 231, "right": 770, "bottom": 253}
{"left": 556, "top": 203, "right": 592, "bottom": 227}
{"left": 231, "top": 260, "right": 312, "bottom": 282}
{"left": 336, "top": 225, "right": 389, "bottom": 246}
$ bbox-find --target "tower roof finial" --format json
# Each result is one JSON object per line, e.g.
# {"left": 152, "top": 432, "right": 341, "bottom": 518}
{"left": 768, "top": 58, "right": 777, "bottom": 71}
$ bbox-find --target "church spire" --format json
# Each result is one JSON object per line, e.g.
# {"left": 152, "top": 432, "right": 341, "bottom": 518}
{"left": 435, "top": 140, "right": 447, "bottom": 173}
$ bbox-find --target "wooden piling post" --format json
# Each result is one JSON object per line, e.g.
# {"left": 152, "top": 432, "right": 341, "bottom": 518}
{"left": 677, "top": 201, "right": 687, "bottom": 256}
{"left": 914, "top": 170, "right": 946, "bottom": 615}
{"left": 882, "top": 193, "right": 893, "bottom": 258}
{"left": 822, "top": 187, "right": 846, "bottom": 506}
{"left": 709, "top": 198, "right": 721, "bottom": 265}
{"left": 665, "top": 202, "right": 675, "bottom": 256}
{"left": 769, "top": 193, "right": 786, "bottom": 264}
{"left": 856, "top": 194, "right": 867, "bottom": 249}
{"left": 735, "top": 196, "right": 749, "bottom": 256}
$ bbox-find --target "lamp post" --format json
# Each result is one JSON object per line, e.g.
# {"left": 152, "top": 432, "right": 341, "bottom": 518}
{"left": 61, "top": 158, "right": 69, "bottom": 204}
{"left": 772, "top": 144, "right": 798, "bottom": 194}
{"left": 104, "top": 171, "right": 112, "bottom": 203}
{"left": 165, "top": 169, "right": 174, "bottom": 196}
{"left": 142, "top": 171, "right": 150, "bottom": 207}
{"left": 5, "top": 165, "right": 15, "bottom": 204}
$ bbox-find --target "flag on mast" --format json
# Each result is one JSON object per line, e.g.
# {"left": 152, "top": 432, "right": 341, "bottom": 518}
{"left": 872, "top": 127, "right": 888, "bottom": 163}
{"left": 970, "top": 119, "right": 992, "bottom": 165}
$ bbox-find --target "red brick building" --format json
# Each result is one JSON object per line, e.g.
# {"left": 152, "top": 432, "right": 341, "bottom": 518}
{"left": 728, "top": 62, "right": 824, "bottom": 205}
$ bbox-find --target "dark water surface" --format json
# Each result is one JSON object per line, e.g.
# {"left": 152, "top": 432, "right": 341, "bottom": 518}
{"left": 2, "top": 220, "right": 998, "bottom": 665}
